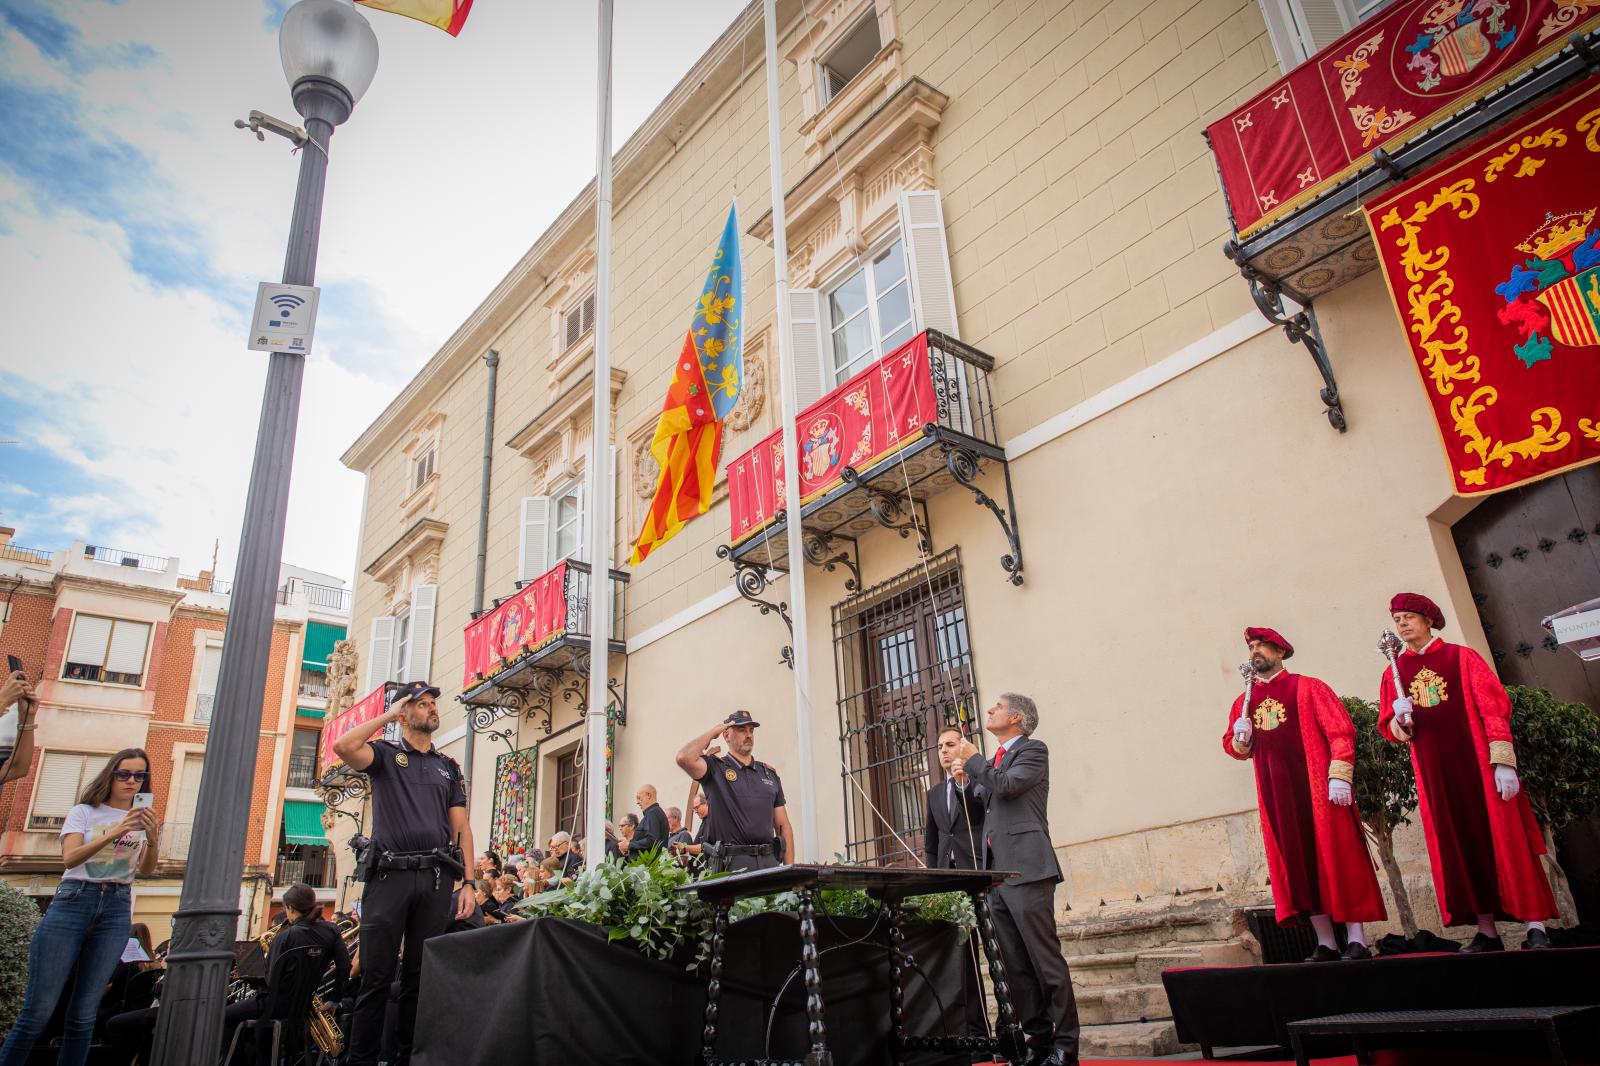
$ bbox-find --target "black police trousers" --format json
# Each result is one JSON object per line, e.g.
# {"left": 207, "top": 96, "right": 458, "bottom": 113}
{"left": 348, "top": 867, "right": 453, "bottom": 1066}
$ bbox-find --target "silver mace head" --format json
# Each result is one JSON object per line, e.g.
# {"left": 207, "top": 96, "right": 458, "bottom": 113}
{"left": 1238, "top": 662, "right": 1256, "bottom": 683}
{"left": 1378, "top": 629, "right": 1403, "bottom": 659}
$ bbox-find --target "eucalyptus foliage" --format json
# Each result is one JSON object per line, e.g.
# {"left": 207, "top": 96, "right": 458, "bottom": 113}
{"left": 517, "top": 848, "right": 977, "bottom": 967}
{"left": 0, "top": 881, "right": 40, "bottom": 1038}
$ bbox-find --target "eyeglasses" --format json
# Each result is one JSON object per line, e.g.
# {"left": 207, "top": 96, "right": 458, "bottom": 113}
{"left": 111, "top": 771, "right": 150, "bottom": 782}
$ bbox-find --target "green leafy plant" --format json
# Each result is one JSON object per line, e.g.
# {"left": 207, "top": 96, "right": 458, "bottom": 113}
{"left": 0, "top": 881, "right": 40, "bottom": 1039}
{"left": 517, "top": 849, "right": 977, "bottom": 967}
{"left": 1506, "top": 685, "right": 1600, "bottom": 924}
{"left": 1346, "top": 694, "right": 1420, "bottom": 937}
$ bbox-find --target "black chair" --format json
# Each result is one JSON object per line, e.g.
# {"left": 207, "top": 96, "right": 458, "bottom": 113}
{"left": 221, "top": 944, "right": 334, "bottom": 1066}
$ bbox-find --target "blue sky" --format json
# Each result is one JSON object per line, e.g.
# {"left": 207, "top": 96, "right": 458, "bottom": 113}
{"left": 0, "top": 0, "right": 745, "bottom": 581}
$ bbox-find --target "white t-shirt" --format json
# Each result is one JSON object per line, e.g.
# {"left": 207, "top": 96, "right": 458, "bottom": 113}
{"left": 60, "top": 803, "right": 145, "bottom": 883}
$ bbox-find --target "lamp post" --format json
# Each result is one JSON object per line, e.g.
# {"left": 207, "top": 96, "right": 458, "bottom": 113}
{"left": 150, "top": 3, "right": 377, "bottom": 1062}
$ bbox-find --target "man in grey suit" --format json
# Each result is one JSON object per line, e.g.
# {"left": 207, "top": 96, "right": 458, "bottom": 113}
{"left": 957, "top": 693, "right": 1079, "bottom": 1066}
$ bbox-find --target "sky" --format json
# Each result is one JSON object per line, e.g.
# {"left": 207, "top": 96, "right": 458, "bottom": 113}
{"left": 0, "top": 0, "right": 747, "bottom": 586}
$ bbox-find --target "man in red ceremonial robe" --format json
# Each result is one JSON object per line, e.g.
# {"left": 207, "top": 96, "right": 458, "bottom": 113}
{"left": 1226, "top": 627, "right": 1387, "bottom": 961}
{"left": 1378, "top": 593, "right": 1557, "bottom": 951}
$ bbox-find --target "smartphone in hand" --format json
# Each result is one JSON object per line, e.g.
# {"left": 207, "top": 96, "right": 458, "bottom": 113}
{"left": 133, "top": 792, "right": 154, "bottom": 810}
{"left": 5, "top": 654, "right": 21, "bottom": 677}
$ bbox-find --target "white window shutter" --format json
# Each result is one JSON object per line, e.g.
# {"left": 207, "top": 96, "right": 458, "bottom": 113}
{"left": 66, "top": 615, "right": 112, "bottom": 667}
{"left": 195, "top": 644, "right": 222, "bottom": 724}
{"left": 105, "top": 621, "right": 151, "bottom": 676}
{"left": 407, "top": 585, "right": 437, "bottom": 683}
{"left": 1287, "top": 0, "right": 1356, "bottom": 53}
{"left": 519, "top": 496, "right": 551, "bottom": 582}
{"left": 899, "top": 190, "right": 960, "bottom": 340}
{"left": 787, "top": 289, "right": 828, "bottom": 412}
{"left": 365, "top": 616, "right": 395, "bottom": 692}
{"left": 32, "top": 752, "right": 86, "bottom": 820}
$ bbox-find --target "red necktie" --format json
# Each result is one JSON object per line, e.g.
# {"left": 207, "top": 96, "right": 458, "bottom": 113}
{"left": 993, "top": 746, "right": 1005, "bottom": 768}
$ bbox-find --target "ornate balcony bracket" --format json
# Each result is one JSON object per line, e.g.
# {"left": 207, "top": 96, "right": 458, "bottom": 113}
{"left": 1223, "top": 247, "right": 1347, "bottom": 433}
{"left": 939, "top": 440, "right": 1025, "bottom": 586}
{"left": 564, "top": 651, "right": 630, "bottom": 726}
{"left": 315, "top": 765, "right": 370, "bottom": 810}
{"left": 1570, "top": 31, "right": 1600, "bottom": 73}
{"left": 717, "top": 544, "right": 795, "bottom": 669}
{"left": 801, "top": 529, "right": 862, "bottom": 593}
{"left": 466, "top": 705, "right": 520, "bottom": 752}
{"left": 839, "top": 473, "right": 934, "bottom": 557}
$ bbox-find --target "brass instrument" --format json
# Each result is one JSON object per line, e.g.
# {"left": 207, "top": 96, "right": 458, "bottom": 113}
{"left": 308, "top": 916, "right": 360, "bottom": 1058}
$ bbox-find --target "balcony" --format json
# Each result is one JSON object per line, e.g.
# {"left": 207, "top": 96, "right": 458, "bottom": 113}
{"left": 84, "top": 544, "right": 169, "bottom": 572}
{"left": 288, "top": 752, "right": 319, "bottom": 789}
{"left": 459, "top": 559, "right": 629, "bottom": 735}
{"left": 276, "top": 847, "right": 335, "bottom": 889}
{"left": 721, "top": 330, "right": 1023, "bottom": 609}
{"left": 284, "top": 579, "right": 352, "bottom": 613}
{"left": 0, "top": 542, "right": 52, "bottom": 566}
{"left": 298, "top": 668, "right": 331, "bottom": 702}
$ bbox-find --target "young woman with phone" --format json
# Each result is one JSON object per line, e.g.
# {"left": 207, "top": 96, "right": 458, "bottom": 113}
{"left": 0, "top": 748, "right": 161, "bottom": 1066}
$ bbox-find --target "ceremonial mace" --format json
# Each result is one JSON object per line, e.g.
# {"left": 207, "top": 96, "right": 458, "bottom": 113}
{"left": 1236, "top": 662, "right": 1256, "bottom": 731}
{"left": 1378, "top": 629, "right": 1406, "bottom": 706}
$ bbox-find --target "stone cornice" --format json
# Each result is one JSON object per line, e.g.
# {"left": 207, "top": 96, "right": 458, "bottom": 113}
{"left": 363, "top": 518, "right": 449, "bottom": 581}
{"left": 51, "top": 571, "right": 185, "bottom": 610}
{"left": 505, "top": 366, "right": 629, "bottom": 458}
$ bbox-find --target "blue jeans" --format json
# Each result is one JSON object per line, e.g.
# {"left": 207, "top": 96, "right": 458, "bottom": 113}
{"left": 0, "top": 879, "right": 132, "bottom": 1066}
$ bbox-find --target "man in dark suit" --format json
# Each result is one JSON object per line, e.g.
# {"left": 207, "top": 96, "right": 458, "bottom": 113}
{"left": 957, "top": 693, "right": 1079, "bottom": 1066}
{"left": 926, "top": 727, "right": 990, "bottom": 1043}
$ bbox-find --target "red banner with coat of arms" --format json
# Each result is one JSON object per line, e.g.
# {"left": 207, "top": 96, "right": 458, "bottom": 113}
{"left": 1206, "top": 0, "right": 1600, "bottom": 235}
{"left": 727, "top": 333, "right": 938, "bottom": 543}
{"left": 461, "top": 561, "right": 569, "bottom": 687}
{"left": 1362, "top": 77, "right": 1600, "bottom": 496}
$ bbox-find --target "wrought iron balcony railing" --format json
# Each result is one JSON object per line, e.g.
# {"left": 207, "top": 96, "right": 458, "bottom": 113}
{"left": 459, "top": 558, "right": 628, "bottom": 737}
{"left": 721, "top": 329, "right": 1023, "bottom": 600}
{"left": 288, "top": 752, "right": 319, "bottom": 789}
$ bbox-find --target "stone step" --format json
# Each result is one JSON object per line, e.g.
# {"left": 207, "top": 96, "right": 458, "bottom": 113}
{"left": 1060, "top": 903, "right": 1238, "bottom": 954}
{"left": 1076, "top": 982, "right": 1172, "bottom": 1026}
{"left": 1078, "top": 1019, "right": 1187, "bottom": 1058}
{"left": 1066, "top": 949, "right": 1140, "bottom": 989}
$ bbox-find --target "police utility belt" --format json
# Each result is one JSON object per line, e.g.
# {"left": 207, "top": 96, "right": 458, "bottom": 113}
{"left": 354, "top": 840, "right": 464, "bottom": 887}
{"left": 702, "top": 842, "right": 773, "bottom": 873}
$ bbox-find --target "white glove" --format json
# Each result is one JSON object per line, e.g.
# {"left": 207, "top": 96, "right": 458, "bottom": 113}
{"left": 1328, "top": 779, "right": 1353, "bottom": 807}
{"left": 1494, "top": 764, "right": 1520, "bottom": 801}
{"left": 1232, "top": 715, "right": 1253, "bottom": 744}
{"left": 1391, "top": 696, "right": 1414, "bottom": 731}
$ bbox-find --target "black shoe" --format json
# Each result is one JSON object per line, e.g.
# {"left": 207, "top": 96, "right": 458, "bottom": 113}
{"left": 1522, "top": 927, "right": 1552, "bottom": 950}
{"left": 1340, "top": 942, "right": 1372, "bottom": 960}
{"left": 1461, "top": 932, "right": 1505, "bottom": 953}
{"left": 1028, "top": 1050, "right": 1075, "bottom": 1066}
{"left": 1304, "top": 944, "right": 1341, "bottom": 962}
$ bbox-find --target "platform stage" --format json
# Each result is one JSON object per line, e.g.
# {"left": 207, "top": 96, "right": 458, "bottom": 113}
{"left": 1161, "top": 945, "right": 1600, "bottom": 1060}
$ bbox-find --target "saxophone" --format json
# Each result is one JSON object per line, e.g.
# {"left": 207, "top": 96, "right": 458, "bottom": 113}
{"left": 308, "top": 916, "right": 360, "bottom": 1058}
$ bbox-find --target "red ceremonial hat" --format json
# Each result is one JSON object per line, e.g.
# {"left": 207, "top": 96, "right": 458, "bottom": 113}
{"left": 1244, "top": 626, "right": 1293, "bottom": 659}
{"left": 1389, "top": 592, "right": 1446, "bottom": 630}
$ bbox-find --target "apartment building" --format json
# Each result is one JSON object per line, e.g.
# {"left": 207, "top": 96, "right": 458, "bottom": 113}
{"left": 0, "top": 529, "right": 349, "bottom": 935}
{"left": 341, "top": 0, "right": 1598, "bottom": 1051}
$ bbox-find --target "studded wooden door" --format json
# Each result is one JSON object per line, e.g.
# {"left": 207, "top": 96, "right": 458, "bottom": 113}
{"left": 1452, "top": 469, "right": 1600, "bottom": 922}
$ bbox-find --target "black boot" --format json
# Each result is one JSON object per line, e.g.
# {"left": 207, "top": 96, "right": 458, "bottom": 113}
{"left": 1461, "top": 932, "right": 1505, "bottom": 953}
{"left": 1339, "top": 942, "right": 1372, "bottom": 960}
{"left": 1521, "top": 927, "right": 1552, "bottom": 950}
{"left": 1304, "top": 944, "right": 1340, "bottom": 962}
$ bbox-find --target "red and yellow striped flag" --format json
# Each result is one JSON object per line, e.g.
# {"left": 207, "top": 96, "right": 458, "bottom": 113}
{"left": 631, "top": 207, "right": 743, "bottom": 565}
{"left": 355, "top": 0, "right": 472, "bottom": 35}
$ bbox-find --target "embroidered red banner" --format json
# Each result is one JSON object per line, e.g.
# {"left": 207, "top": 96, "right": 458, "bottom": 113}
{"left": 462, "top": 561, "right": 569, "bottom": 687}
{"left": 1362, "top": 77, "right": 1600, "bottom": 496}
{"left": 321, "top": 684, "right": 396, "bottom": 771}
{"left": 1206, "top": 1, "right": 1600, "bottom": 235}
{"left": 727, "top": 332, "right": 938, "bottom": 543}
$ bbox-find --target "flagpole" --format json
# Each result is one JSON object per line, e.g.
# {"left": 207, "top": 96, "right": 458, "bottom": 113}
{"left": 585, "top": 0, "right": 615, "bottom": 869}
{"left": 762, "top": 0, "right": 818, "bottom": 863}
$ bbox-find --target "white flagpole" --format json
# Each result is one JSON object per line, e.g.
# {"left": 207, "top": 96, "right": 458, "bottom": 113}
{"left": 762, "top": 0, "right": 818, "bottom": 863}
{"left": 585, "top": 0, "right": 615, "bottom": 869}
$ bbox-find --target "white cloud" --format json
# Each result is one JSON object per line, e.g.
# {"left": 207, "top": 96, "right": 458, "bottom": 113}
{"left": 0, "top": 0, "right": 748, "bottom": 582}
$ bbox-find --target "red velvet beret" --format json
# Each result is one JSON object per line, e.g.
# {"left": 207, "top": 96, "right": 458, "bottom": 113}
{"left": 1244, "top": 626, "right": 1294, "bottom": 659}
{"left": 1389, "top": 592, "right": 1446, "bottom": 630}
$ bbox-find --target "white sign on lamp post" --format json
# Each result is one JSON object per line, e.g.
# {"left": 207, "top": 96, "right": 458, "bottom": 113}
{"left": 248, "top": 280, "right": 320, "bottom": 353}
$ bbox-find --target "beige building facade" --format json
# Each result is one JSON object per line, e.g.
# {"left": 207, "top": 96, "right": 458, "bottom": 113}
{"left": 343, "top": 0, "right": 1599, "bottom": 1050}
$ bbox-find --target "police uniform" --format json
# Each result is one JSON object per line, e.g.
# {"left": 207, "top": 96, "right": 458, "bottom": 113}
{"left": 348, "top": 682, "right": 466, "bottom": 1066}
{"left": 695, "top": 711, "right": 787, "bottom": 872}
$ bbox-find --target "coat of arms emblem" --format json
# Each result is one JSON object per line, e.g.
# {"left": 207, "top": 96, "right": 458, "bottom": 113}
{"left": 1495, "top": 208, "right": 1600, "bottom": 367}
{"left": 800, "top": 414, "right": 843, "bottom": 488}
{"left": 1401, "top": 0, "right": 1517, "bottom": 93}
{"left": 1409, "top": 667, "right": 1450, "bottom": 708}
{"left": 495, "top": 603, "right": 525, "bottom": 659}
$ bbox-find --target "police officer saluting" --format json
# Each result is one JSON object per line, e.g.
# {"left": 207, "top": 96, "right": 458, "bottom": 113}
{"left": 675, "top": 710, "right": 795, "bottom": 872}
{"left": 332, "top": 681, "right": 475, "bottom": 1066}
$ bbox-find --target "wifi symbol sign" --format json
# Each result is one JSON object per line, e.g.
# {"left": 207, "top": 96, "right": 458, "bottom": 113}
{"left": 270, "top": 293, "right": 306, "bottom": 319}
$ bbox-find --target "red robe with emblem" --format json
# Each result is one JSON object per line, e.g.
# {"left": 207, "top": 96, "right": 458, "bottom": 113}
{"left": 1224, "top": 671, "right": 1387, "bottom": 925}
{"left": 1377, "top": 639, "right": 1557, "bottom": 924}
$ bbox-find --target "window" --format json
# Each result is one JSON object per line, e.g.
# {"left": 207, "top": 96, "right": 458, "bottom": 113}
{"left": 289, "top": 729, "right": 320, "bottom": 788}
{"left": 163, "top": 753, "right": 204, "bottom": 861}
{"left": 817, "top": 12, "right": 881, "bottom": 105}
{"left": 551, "top": 480, "right": 585, "bottom": 563}
{"left": 64, "top": 615, "right": 151, "bottom": 686}
{"left": 412, "top": 447, "right": 436, "bottom": 492}
{"left": 392, "top": 609, "right": 412, "bottom": 684}
{"left": 554, "top": 749, "right": 585, "bottom": 840}
{"left": 826, "top": 237, "right": 914, "bottom": 385}
{"left": 298, "top": 665, "right": 330, "bottom": 701}
{"left": 1260, "top": 0, "right": 1397, "bottom": 70}
{"left": 195, "top": 643, "right": 223, "bottom": 724}
{"left": 27, "top": 751, "right": 99, "bottom": 830}
{"left": 562, "top": 291, "right": 596, "bottom": 352}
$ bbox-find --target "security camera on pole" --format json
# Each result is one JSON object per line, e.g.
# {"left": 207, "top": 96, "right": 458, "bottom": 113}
{"left": 150, "top": 3, "right": 378, "bottom": 1062}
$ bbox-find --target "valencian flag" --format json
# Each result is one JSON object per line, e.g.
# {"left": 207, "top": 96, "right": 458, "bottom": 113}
{"left": 1362, "top": 77, "right": 1600, "bottom": 496}
{"left": 631, "top": 206, "right": 743, "bottom": 564}
{"left": 355, "top": 0, "right": 472, "bottom": 35}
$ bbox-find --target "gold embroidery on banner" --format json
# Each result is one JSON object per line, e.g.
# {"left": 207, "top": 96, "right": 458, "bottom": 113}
{"left": 1334, "top": 32, "right": 1385, "bottom": 100}
{"left": 1483, "top": 128, "right": 1568, "bottom": 181}
{"left": 1580, "top": 106, "right": 1600, "bottom": 153}
{"left": 1538, "top": 0, "right": 1600, "bottom": 42}
{"left": 1351, "top": 103, "right": 1417, "bottom": 148}
{"left": 1579, "top": 417, "right": 1600, "bottom": 443}
{"left": 1253, "top": 697, "right": 1289, "bottom": 731}
{"left": 1409, "top": 667, "right": 1450, "bottom": 707}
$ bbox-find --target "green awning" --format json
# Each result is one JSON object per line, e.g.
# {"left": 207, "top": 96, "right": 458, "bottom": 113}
{"left": 296, "top": 707, "right": 325, "bottom": 720}
{"left": 283, "top": 800, "right": 328, "bottom": 846}
{"left": 302, "top": 621, "right": 345, "bottom": 670}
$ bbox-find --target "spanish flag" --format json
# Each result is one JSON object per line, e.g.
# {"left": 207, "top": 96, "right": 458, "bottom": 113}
{"left": 630, "top": 207, "right": 743, "bottom": 565}
{"left": 355, "top": 0, "right": 472, "bottom": 35}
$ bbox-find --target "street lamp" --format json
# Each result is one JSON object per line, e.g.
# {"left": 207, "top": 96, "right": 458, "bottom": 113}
{"left": 150, "top": 4, "right": 376, "bottom": 1063}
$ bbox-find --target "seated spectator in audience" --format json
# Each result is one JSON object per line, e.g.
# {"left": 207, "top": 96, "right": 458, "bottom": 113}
{"left": 488, "top": 875, "right": 522, "bottom": 922}
{"left": 665, "top": 807, "right": 691, "bottom": 850}
{"left": 477, "top": 850, "right": 502, "bottom": 880}
{"left": 447, "top": 879, "right": 487, "bottom": 933}
{"left": 548, "top": 831, "right": 583, "bottom": 883}
{"left": 536, "top": 857, "right": 562, "bottom": 893}
{"left": 472, "top": 880, "right": 503, "bottom": 925}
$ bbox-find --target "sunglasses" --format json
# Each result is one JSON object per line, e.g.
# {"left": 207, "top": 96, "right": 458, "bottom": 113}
{"left": 111, "top": 770, "right": 150, "bottom": 782}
